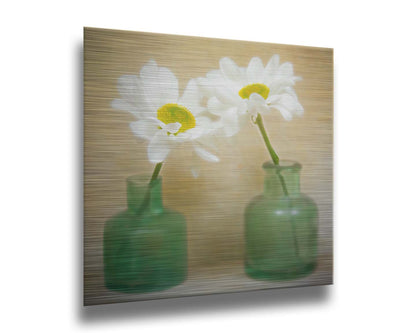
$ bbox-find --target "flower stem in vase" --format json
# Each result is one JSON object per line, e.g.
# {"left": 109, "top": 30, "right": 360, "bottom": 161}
{"left": 254, "top": 113, "right": 301, "bottom": 262}
{"left": 135, "top": 162, "right": 164, "bottom": 215}
{"left": 150, "top": 162, "right": 163, "bottom": 183}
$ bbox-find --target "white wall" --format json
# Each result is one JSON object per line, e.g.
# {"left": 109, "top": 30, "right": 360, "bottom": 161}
{"left": 1, "top": 1, "right": 415, "bottom": 332}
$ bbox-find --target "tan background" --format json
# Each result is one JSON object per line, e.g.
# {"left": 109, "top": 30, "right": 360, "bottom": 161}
{"left": 84, "top": 27, "right": 333, "bottom": 305}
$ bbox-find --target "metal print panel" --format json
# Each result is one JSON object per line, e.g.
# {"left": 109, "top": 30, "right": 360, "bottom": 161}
{"left": 83, "top": 27, "right": 333, "bottom": 306}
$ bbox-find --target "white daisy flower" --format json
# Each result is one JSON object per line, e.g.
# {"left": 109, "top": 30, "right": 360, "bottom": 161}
{"left": 112, "top": 60, "right": 219, "bottom": 164}
{"left": 198, "top": 55, "right": 304, "bottom": 137}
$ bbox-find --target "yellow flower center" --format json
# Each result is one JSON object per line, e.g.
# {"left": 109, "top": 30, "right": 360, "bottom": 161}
{"left": 157, "top": 103, "right": 196, "bottom": 134}
{"left": 238, "top": 83, "right": 270, "bottom": 100}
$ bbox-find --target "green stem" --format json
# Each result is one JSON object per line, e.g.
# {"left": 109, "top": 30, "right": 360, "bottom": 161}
{"left": 255, "top": 114, "right": 280, "bottom": 165}
{"left": 136, "top": 162, "right": 163, "bottom": 214}
{"left": 149, "top": 162, "right": 163, "bottom": 183}
{"left": 277, "top": 173, "right": 289, "bottom": 197}
{"left": 255, "top": 114, "right": 287, "bottom": 194}
{"left": 255, "top": 113, "right": 301, "bottom": 262}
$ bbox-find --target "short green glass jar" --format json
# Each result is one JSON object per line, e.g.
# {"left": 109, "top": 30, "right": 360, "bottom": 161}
{"left": 245, "top": 161, "right": 318, "bottom": 281}
{"left": 103, "top": 175, "right": 187, "bottom": 293}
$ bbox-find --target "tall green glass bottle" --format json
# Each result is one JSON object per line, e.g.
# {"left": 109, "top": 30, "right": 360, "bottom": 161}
{"left": 103, "top": 175, "right": 187, "bottom": 293}
{"left": 245, "top": 161, "right": 318, "bottom": 281}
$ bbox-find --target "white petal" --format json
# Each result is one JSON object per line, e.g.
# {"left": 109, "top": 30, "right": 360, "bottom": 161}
{"left": 264, "top": 55, "right": 281, "bottom": 84}
{"left": 190, "top": 151, "right": 201, "bottom": 178}
{"left": 266, "top": 94, "right": 281, "bottom": 105}
{"left": 249, "top": 92, "right": 266, "bottom": 103}
{"left": 197, "top": 130, "right": 221, "bottom": 150}
{"left": 196, "top": 77, "right": 213, "bottom": 96}
{"left": 269, "top": 90, "right": 304, "bottom": 120}
{"left": 185, "top": 126, "right": 205, "bottom": 140}
{"left": 140, "top": 60, "right": 179, "bottom": 109}
{"left": 222, "top": 108, "right": 241, "bottom": 137}
{"left": 146, "top": 116, "right": 166, "bottom": 128}
{"left": 193, "top": 145, "right": 219, "bottom": 162}
{"left": 141, "top": 59, "right": 158, "bottom": 72}
{"left": 271, "top": 104, "right": 294, "bottom": 121}
{"left": 191, "top": 167, "right": 200, "bottom": 178}
{"left": 196, "top": 115, "right": 215, "bottom": 128}
{"left": 140, "top": 60, "right": 163, "bottom": 110}
{"left": 199, "top": 68, "right": 241, "bottom": 105}
{"left": 175, "top": 120, "right": 204, "bottom": 141}
{"left": 215, "top": 86, "right": 240, "bottom": 105}
{"left": 191, "top": 160, "right": 201, "bottom": 178}
{"left": 283, "top": 86, "right": 301, "bottom": 99}
{"left": 276, "top": 62, "right": 295, "bottom": 78}
{"left": 278, "top": 93, "right": 300, "bottom": 111}
{"left": 130, "top": 119, "right": 158, "bottom": 140}
{"left": 147, "top": 131, "right": 171, "bottom": 163}
{"left": 157, "top": 66, "right": 179, "bottom": 104}
{"left": 196, "top": 70, "right": 223, "bottom": 96}
{"left": 265, "top": 55, "right": 280, "bottom": 73}
{"left": 269, "top": 77, "right": 297, "bottom": 95}
{"left": 116, "top": 75, "right": 141, "bottom": 102}
{"left": 246, "top": 57, "right": 265, "bottom": 83}
{"left": 282, "top": 87, "right": 304, "bottom": 115}
{"left": 111, "top": 99, "right": 135, "bottom": 113}
{"left": 207, "top": 96, "right": 228, "bottom": 116}
{"left": 207, "top": 101, "right": 242, "bottom": 137}
{"left": 207, "top": 69, "right": 223, "bottom": 80}
{"left": 289, "top": 96, "right": 304, "bottom": 116}
{"left": 294, "top": 102, "right": 304, "bottom": 116}
{"left": 248, "top": 93, "right": 269, "bottom": 116}
{"left": 237, "top": 100, "right": 248, "bottom": 115}
{"left": 171, "top": 133, "right": 190, "bottom": 143}
{"left": 179, "top": 79, "right": 202, "bottom": 113}
{"left": 115, "top": 75, "right": 155, "bottom": 118}
{"left": 220, "top": 57, "right": 242, "bottom": 82}
{"left": 164, "top": 122, "right": 181, "bottom": 134}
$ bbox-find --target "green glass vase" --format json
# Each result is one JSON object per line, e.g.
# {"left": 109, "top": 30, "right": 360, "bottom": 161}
{"left": 103, "top": 175, "right": 187, "bottom": 293}
{"left": 245, "top": 161, "right": 318, "bottom": 281}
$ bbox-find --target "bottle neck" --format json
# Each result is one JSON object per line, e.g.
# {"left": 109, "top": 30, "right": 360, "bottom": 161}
{"left": 263, "top": 161, "right": 301, "bottom": 197}
{"left": 126, "top": 175, "right": 163, "bottom": 214}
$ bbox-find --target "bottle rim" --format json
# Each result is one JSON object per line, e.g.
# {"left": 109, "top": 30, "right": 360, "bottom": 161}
{"left": 126, "top": 174, "right": 162, "bottom": 188}
{"left": 262, "top": 160, "right": 302, "bottom": 171}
